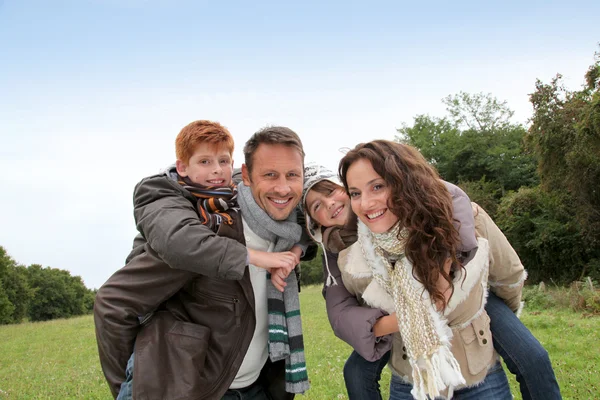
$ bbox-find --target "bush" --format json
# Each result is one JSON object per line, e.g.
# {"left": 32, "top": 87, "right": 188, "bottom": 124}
{"left": 300, "top": 246, "right": 325, "bottom": 287}
{"left": 458, "top": 178, "right": 502, "bottom": 218}
{"left": 496, "top": 187, "right": 594, "bottom": 283}
{"left": 0, "top": 281, "right": 15, "bottom": 324}
{"left": 522, "top": 280, "right": 600, "bottom": 314}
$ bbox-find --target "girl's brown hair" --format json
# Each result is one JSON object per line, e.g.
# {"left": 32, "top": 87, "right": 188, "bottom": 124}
{"left": 339, "top": 140, "right": 462, "bottom": 309}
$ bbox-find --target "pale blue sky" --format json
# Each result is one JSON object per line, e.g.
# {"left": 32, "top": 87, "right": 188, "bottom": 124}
{"left": 1, "top": 0, "right": 598, "bottom": 289}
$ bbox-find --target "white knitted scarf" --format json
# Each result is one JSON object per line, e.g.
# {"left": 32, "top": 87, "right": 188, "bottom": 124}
{"left": 359, "top": 221, "right": 465, "bottom": 400}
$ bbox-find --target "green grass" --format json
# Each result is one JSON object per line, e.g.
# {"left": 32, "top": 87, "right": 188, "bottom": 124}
{"left": 1, "top": 285, "right": 598, "bottom": 399}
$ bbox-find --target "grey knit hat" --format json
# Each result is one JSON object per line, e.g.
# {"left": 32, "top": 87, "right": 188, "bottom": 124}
{"left": 302, "top": 163, "right": 342, "bottom": 213}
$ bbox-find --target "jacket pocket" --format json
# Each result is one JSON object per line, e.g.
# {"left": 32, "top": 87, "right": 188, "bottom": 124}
{"left": 194, "top": 286, "right": 241, "bottom": 327}
{"left": 134, "top": 311, "right": 211, "bottom": 400}
{"left": 458, "top": 312, "right": 494, "bottom": 376}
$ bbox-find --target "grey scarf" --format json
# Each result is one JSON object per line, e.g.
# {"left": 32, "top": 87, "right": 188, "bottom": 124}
{"left": 237, "top": 183, "right": 310, "bottom": 394}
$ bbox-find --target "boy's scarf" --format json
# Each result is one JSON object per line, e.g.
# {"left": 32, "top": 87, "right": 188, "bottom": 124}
{"left": 177, "top": 175, "right": 239, "bottom": 232}
{"left": 359, "top": 221, "right": 465, "bottom": 400}
{"left": 237, "top": 183, "right": 310, "bottom": 394}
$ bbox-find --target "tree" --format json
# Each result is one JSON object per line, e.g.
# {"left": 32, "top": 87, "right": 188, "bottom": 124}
{"left": 527, "top": 48, "right": 600, "bottom": 277}
{"left": 0, "top": 246, "right": 33, "bottom": 323}
{"left": 0, "top": 280, "right": 15, "bottom": 324}
{"left": 397, "top": 92, "right": 538, "bottom": 205}
{"left": 27, "top": 264, "right": 89, "bottom": 322}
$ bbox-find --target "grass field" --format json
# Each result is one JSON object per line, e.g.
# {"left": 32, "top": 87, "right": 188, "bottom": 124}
{"left": 0, "top": 285, "right": 598, "bottom": 399}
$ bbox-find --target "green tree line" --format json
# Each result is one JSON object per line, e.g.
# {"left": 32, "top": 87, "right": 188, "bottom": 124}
{"left": 0, "top": 246, "right": 95, "bottom": 325}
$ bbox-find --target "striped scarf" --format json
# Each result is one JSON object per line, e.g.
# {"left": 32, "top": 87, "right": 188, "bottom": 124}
{"left": 177, "top": 175, "right": 239, "bottom": 232}
{"left": 237, "top": 183, "right": 310, "bottom": 394}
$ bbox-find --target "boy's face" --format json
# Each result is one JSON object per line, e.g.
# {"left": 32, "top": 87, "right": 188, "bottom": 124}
{"left": 176, "top": 143, "right": 233, "bottom": 187}
{"left": 241, "top": 143, "right": 303, "bottom": 221}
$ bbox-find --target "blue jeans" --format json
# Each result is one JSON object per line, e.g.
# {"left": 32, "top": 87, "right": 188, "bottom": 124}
{"left": 343, "top": 292, "right": 561, "bottom": 400}
{"left": 221, "top": 385, "right": 271, "bottom": 400}
{"left": 486, "top": 292, "right": 561, "bottom": 400}
{"left": 116, "top": 353, "right": 134, "bottom": 400}
{"left": 344, "top": 349, "right": 391, "bottom": 400}
{"left": 389, "top": 361, "right": 511, "bottom": 400}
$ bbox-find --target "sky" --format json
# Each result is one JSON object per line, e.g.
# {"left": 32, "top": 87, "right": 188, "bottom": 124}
{"left": 0, "top": 0, "right": 598, "bottom": 289}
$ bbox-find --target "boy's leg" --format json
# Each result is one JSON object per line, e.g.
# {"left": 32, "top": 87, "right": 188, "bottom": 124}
{"left": 486, "top": 292, "right": 562, "bottom": 400}
{"left": 116, "top": 352, "right": 134, "bottom": 400}
{"left": 343, "top": 350, "right": 390, "bottom": 400}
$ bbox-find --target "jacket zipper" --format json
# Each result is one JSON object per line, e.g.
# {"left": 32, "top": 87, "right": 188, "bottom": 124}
{"left": 200, "top": 309, "right": 250, "bottom": 400}
{"left": 196, "top": 291, "right": 241, "bottom": 328}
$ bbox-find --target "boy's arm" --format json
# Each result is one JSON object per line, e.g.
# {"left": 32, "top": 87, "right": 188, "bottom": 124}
{"left": 94, "top": 245, "right": 196, "bottom": 398}
{"left": 133, "top": 176, "right": 248, "bottom": 280}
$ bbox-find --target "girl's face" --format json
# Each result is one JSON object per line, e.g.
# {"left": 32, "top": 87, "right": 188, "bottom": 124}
{"left": 346, "top": 158, "right": 399, "bottom": 233}
{"left": 305, "top": 185, "right": 351, "bottom": 228}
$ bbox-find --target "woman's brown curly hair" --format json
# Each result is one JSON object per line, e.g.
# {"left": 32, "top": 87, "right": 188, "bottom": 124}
{"left": 339, "top": 140, "right": 462, "bottom": 309}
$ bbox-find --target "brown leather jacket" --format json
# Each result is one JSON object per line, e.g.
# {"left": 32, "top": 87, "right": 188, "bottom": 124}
{"left": 94, "top": 173, "right": 290, "bottom": 400}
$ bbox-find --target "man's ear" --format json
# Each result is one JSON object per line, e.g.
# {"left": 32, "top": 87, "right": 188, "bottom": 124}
{"left": 241, "top": 164, "right": 251, "bottom": 185}
{"left": 175, "top": 160, "right": 188, "bottom": 177}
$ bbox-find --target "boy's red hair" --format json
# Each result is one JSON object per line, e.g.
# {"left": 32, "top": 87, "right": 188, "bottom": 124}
{"left": 175, "top": 120, "right": 234, "bottom": 163}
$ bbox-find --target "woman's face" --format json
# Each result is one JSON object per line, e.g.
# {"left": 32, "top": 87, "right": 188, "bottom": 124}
{"left": 346, "top": 158, "right": 399, "bottom": 233}
{"left": 305, "top": 185, "right": 351, "bottom": 228}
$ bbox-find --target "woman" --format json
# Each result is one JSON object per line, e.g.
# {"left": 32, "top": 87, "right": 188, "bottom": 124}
{"left": 301, "top": 146, "right": 560, "bottom": 399}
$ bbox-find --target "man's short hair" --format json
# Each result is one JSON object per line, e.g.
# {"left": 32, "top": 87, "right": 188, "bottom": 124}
{"left": 175, "top": 120, "right": 234, "bottom": 163}
{"left": 243, "top": 126, "right": 305, "bottom": 174}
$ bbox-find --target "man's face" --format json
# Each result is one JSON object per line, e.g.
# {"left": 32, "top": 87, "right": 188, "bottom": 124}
{"left": 175, "top": 143, "right": 233, "bottom": 187}
{"left": 242, "top": 143, "right": 303, "bottom": 221}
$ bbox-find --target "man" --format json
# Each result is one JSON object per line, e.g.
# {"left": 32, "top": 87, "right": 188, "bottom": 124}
{"left": 94, "top": 126, "right": 308, "bottom": 400}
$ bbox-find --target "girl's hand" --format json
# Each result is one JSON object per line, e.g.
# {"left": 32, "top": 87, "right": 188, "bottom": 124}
{"left": 373, "top": 313, "right": 399, "bottom": 337}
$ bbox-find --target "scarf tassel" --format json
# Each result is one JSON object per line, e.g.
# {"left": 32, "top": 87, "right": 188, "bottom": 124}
{"left": 410, "top": 346, "right": 465, "bottom": 400}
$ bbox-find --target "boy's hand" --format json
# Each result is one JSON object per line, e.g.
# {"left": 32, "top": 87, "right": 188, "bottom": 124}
{"left": 248, "top": 249, "right": 299, "bottom": 271}
{"left": 248, "top": 249, "right": 299, "bottom": 292}
{"left": 269, "top": 266, "right": 294, "bottom": 292}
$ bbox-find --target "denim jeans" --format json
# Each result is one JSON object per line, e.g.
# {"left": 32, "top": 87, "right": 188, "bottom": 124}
{"left": 221, "top": 385, "right": 271, "bottom": 400}
{"left": 116, "top": 353, "right": 134, "bottom": 400}
{"left": 389, "top": 361, "right": 512, "bottom": 400}
{"left": 486, "top": 292, "right": 562, "bottom": 400}
{"left": 343, "top": 349, "right": 391, "bottom": 400}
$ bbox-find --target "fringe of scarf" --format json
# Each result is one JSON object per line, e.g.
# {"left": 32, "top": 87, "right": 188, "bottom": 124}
{"left": 177, "top": 175, "right": 239, "bottom": 231}
{"left": 359, "top": 221, "right": 465, "bottom": 400}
